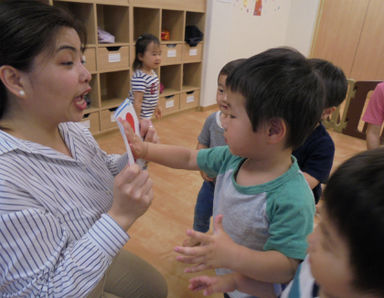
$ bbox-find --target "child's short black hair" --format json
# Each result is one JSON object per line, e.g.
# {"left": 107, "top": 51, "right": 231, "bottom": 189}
{"left": 218, "top": 58, "right": 246, "bottom": 80}
{"left": 309, "top": 58, "right": 348, "bottom": 108}
{"left": 226, "top": 47, "right": 325, "bottom": 149}
{"left": 323, "top": 148, "right": 384, "bottom": 297}
{"left": 132, "top": 33, "right": 160, "bottom": 71}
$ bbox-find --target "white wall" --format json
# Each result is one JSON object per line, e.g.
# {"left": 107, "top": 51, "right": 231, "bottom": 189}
{"left": 285, "top": 0, "right": 321, "bottom": 55}
{"left": 200, "top": 0, "right": 321, "bottom": 107}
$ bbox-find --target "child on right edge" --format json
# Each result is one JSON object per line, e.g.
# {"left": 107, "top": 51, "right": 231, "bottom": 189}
{"left": 122, "top": 47, "right": 325, "bottom": 298}
{"left": 362, "top": 82, "right": 384, "bottom": 149}
{"left": 192, "top": 58, "right": 246, "bottom": 235}
{"left": 189, "top": 148, "right": 384, "bottom": 298}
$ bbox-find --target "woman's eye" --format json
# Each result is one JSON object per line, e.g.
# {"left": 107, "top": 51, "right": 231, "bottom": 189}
{"left": 62, "top": 61, "right": 73, "bottom": 66}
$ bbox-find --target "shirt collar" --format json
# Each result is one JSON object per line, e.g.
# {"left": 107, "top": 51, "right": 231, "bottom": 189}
{"left": 0, "top": 123, "right": 76, "bottom": 162}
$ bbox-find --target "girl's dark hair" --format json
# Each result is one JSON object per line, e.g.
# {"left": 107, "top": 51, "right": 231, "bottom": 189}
{"left": 0, "top": 0, "right": 86, "bottom": 119}
{"left": 226, "top": 47, "right": 325, "bottom": 150}
{"left": 132, "top": 34, "right": 160, "bottom": 71}
{"left": 323, "top": 148, "right": 384, "bottom": 297}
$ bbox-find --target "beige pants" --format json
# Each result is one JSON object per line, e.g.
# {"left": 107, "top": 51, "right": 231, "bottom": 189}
{"left": 88, "top": 249, "right": 168, "bottom": 298}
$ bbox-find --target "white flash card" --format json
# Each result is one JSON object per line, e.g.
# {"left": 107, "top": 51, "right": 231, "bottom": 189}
{"left": 114, "top": 98, "right": 141, "bottom": 166}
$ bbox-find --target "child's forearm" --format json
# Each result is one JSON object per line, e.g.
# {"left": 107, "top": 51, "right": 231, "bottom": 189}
{"left": 233, "top": 273, "right": 277, "bottom": 298}
{"left": 229, "top": 246, "right": 299, "bottom": 284}
{"left": 144, "top": 142, "right": 200, "bottom": 170}
{"left": 302, "top": 172, "right": 320, "bottom": 189}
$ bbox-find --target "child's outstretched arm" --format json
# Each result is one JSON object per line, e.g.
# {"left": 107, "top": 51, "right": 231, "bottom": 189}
{"left": 196, "top": 142, "right": 214, "bottom": 182}
{"left": 120, "top": 119, "right": 200, "bottom": 170}
{"left": 175, "top": 215, "right": 299, "bottom": 284}
{"left": 189, "top": 273, "right": 276, "bottom": 297}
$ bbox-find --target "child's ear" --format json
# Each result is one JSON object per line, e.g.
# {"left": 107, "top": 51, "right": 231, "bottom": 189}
{"left": 267, "top": 118, "right": 286, "bottom": 144}
{"left": 321, "top": 106, "right": 337, "bottom": 120}
{"left": 0, "top": 65, "right": 27, "bottom": 99}
{"left": 138, "top": 53, "right": 144, "bottom": 61}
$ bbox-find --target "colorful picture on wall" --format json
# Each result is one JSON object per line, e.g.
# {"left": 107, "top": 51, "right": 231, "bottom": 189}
{"left": 254, "top": 0, "right": 262, "bottom": 16}
{"left": 233, "top": 0, "right": 282, "bottom": 16}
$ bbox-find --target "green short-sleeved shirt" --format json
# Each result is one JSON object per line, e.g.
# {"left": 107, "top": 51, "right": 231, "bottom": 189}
{"left": 197, "top": 146, "right": 315, "bottom": 260}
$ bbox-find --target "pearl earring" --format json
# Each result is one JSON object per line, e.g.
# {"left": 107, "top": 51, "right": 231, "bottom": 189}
{"left": 19, "top": 90, "right": 25, "bottom": 96}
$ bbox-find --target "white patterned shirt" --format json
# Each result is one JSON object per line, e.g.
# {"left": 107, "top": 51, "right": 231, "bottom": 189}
{"left": 0, "top": 122, "right": 129, "bottom": 297}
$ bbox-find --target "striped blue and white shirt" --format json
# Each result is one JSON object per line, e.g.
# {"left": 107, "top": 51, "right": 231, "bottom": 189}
{"left": 0, "top": 122, "right": 129, "bottom": 297}
{"left": 130, "top": 69, "right": 159, "bottom": 119}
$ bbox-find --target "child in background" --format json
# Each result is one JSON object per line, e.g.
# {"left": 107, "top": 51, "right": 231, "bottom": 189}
{"left": 192, "top": 58, "right": 245, "bottom": 236}
{"left": 293, "top": 58, "right": 348, "bottom": 203}
{"left": 188, "top": 148, "right": 384, "bottom": 298}
{"left": 130, "top": 33, "right": 161, "bottom": 130}
{"left": 362, "top": 82, "right": 384, "bottom": 149}
{"left": 122, "top": 47, "right": 325, "bottom": 298}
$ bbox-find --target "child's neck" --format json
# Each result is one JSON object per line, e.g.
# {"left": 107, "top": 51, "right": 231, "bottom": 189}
{"left": 236, "top": 148, "right": 292, "bottom": 186}
{"left": 141, "top": 65, "right": 153, "bottom": 75}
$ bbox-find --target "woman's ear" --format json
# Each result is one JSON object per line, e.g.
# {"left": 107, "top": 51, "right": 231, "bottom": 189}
{"left": 0, "top": 65, "right": 27, "bottom": 98}
{"left": 267, "top": 118, "right": 286, "bottom": 144}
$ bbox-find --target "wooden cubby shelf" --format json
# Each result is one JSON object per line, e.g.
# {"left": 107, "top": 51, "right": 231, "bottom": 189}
{"left": 53, "top": 1, "right": 97, "bottom": 45}
{"left": 100, "top": 70, "right": 130, "bottom": 109}
{"left": 133, "top": 7, "right": 160, "bottom": 40}
{"left": 161, "top": 10, "right": 184, "bottom": 43}
{"left": 97, "top": 4, "right": 130, "bottom": 44}
{"left": 50, "top": 0, "right": 206, "bottom": 135}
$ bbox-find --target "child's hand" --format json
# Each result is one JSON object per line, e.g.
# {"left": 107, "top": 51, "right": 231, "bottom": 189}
{"left": 200, "top": 171, "right": 214, "bottom": 182}
{"left": 139, "top": 119, "right": 160, "bottom": 144}
{"left": 174, "top": 214, "right": 238, "bottom": 273}
{"left": 155, "top": 107, "right": 162, "bottom": 119}
{"left": 189, "top": 274, "right": 236, "bottom": 296}
{"left": 119, "top": 118, "right": 148, "bottom": 159}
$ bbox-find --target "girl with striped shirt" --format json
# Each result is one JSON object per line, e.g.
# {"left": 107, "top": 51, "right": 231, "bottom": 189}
{"left": 130, "top": 34, "right": 162, "bottom": 130}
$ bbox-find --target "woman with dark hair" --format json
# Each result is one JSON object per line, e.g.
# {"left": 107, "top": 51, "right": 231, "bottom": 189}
{"left": 0, "top": 1, "right": 167, "bottom": 297}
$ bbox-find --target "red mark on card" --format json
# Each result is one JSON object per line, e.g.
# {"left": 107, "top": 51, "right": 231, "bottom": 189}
{"left": 125, "top": 113, "right": 136, "bottom": 133}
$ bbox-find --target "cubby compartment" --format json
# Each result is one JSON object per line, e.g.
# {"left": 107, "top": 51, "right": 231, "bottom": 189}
{"left": 182, "top": 62, "right": 202, "bottom": 91}
{"left": 84, "top": 47, "right": 97, "bottom": 72}
{"left": 100, "top": 107, "right": 119, "bottom": 131}
{"left": 100, "top": 70, "right": 130, "bottom": 109}
{"left": 97, "top": 4, "right": 129, "bottom": 44}
{"left": 161, "top": 44, "right": 182, "bottom": 65}
{"left": 86, "top": 74, "right": 100, "bottom": 111}
{"left": 134, "top": 7, "right": 160, "bottom": 40}
{"left": 53, "top": 1, "right": 96, "bottom": 45}
{"left": 182, "top": 43, "right": 203, "bottom": 63}
{"left": 97, "top": 46, "right": 129, "bottom": 71}
{"left": 180, "top": 89, "right": 200, "bottom": 110}
{"left": 186, "top": 11, "right": 205, "bottom": 34}
{"left": 81, "top": 112, "right": 100, "bottom": 134}
{"left": 160, "top": 65, "right": 181, "bottom": 96}
{"left": 159, "top": 94, "right": 180, "bottom": 116}
{"left": 161, "top": 10, "right": 184, "bottom": 42}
